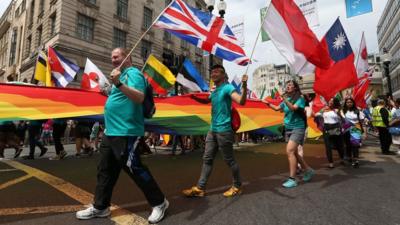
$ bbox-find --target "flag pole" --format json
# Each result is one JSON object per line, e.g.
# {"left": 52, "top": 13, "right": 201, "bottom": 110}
{"left": 118, "top": 0, "right": 176, "bottom": 69}
{"left": 244, "top": 3, "right": 270, "bottom": 75}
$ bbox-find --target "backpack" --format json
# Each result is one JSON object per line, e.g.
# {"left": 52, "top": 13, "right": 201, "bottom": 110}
{"left": 125, "top": 71, "right": 156, "bottom": 119}
{"left": 231, "top": 107, "right": 241, "bottom": 132}
{"left": 142, "top": 78, "right": 156, "bottom": 119}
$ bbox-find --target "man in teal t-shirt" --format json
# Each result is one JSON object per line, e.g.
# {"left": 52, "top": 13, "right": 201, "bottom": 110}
{"left": 76, "top": 48, "right": 168, "bottom": 224}
{"left": 183, "top": 64, "right": 248, "bottom": 198}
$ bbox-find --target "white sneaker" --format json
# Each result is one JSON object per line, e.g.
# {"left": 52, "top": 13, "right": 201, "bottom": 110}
{"left": 76, "top": 205, "right": 110, "bottom": 220}
{"left": 148, "top": 199, "right": 169, "bottom": 224}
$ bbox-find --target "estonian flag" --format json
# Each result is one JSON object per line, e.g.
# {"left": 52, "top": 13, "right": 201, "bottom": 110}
{"left": 176, "top": 58, "right": 209, "bottom": 92}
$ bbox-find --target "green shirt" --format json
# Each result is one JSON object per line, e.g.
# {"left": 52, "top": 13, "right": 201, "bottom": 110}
{"left": 104, "top": 67, "right": 145, "bottom": 136}
{"left": 0, "top": 121, "right": 13, "bottom": 126}
{"left": 280, "top": 97, "right": 306, "bottom": 130}
{"left": 210, "top": 83, "right": 236, "bottom": 132}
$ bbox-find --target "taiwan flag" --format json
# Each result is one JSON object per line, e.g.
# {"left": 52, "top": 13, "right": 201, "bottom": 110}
{"left": 313, "top": 18, "right": 358, "bottom": 101}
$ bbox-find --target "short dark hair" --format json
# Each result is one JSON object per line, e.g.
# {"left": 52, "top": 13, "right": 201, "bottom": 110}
{"left": 210, "top": 64, "right": 225, "bottom": 72}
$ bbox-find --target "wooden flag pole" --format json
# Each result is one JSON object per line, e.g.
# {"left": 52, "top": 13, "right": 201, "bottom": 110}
{"left": 244, "top": 3, "right": 270, "bottom": 75}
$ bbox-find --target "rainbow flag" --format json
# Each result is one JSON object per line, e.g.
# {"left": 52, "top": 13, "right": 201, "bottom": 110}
{"left": 142, "top": 54, "right": 176, "bottom": 95}
{"left": 0, "top": 84, "right": 321, "bottom": 138}
{"left": 0, "top": 84, "right": 105, "bottom": 121}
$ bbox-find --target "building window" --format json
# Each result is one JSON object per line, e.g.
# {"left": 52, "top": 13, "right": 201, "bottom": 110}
{"left": 76, "top": 14, "right": 94, "bottom": 41}
{"left": 141, "top": 40, "right": 152, "bottom": 60}
{"left": 37, "top": 25, "right": 42, "bottom": 47}
{"left": 26, "top": 35, "right": 32, "bottom": 58}
{"left": 162, "top": 49, "right": 174, "bottom": 66}
{"left": 163, "top": 31, "right": 171, "bottom": 42}
{"left": 21, "top": 0, "right": 26, "bottom": 11}
{"left": 143, "top": 7, "right": 152, "bottom": 29}
{"left": 50, "top": 13, "right": 56, "bottom": 36}
{"left": 9, "top": 28, "right": 18, "bottom": 66}
{"left": 181, "top": 39, "right": 189, "bottom": 49}
{"left": 39, "top": 0, "right": 44, "bottom": 14}
{"left": 86, "top": 0, "right": 96, "bottom": 4}
{"left": 116, "top": 0, "right": 128, "bottom": 19}
{"left": 15, "top": 7, "right": 20, "bottom": 17}
{"left": 29, "top": 0, "right": 35, "bottom": 24}
{"left": 113, "top": 28, "right": 127, "bottom": 48}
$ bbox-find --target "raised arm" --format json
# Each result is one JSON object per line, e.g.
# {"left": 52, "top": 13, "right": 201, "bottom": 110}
{"left": 262, "top": 100, "right": 282, "bottom": 111}
{"left": 231, "top": 75, "right": 248, "bottom": 105}
{"left": 190, "top": 94, "right": 211, "bottom": 104}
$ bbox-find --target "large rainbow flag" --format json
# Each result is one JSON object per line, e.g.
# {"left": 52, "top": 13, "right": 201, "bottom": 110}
{"left": 0, "top": 84, "right": 321, "bottom": 137}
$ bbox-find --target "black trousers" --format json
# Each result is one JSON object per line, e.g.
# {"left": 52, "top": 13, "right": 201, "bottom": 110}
{"left": 377, "top": 127, "right": 392, "bottom": 153}
{"left": 53, "top": 123, "right": 67, "bottom": 155}
{"left": 94, "top": 135, "right": 165, "bottom": 210}
{"left": 323, "top": 132, "right": 345, "bottom": 163}
{"left": 28, "top": 125, "right": 45, "bottom": 157}
{"left": 344, "top": 131, "right": 360, "bottom": 160}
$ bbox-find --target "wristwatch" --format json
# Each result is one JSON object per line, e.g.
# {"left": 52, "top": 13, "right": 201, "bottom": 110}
{"left": 115, "top": 81, "right": 123, "bottom": 88}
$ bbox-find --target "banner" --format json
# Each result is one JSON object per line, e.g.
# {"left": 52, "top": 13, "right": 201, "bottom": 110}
{"left": 345, "top": 0, "right": 373, "bottom": 18}
{"left": 229, "top": 16, "right": 245, "bottom": 48}
{"left": 260, "top": 7, "right": 270, "bottom": 42}
{"left": 295, "top": 0, "right": 320, "bottom": 27}
{"left": 0, "top": 84, "right": 322, "bottom": 137}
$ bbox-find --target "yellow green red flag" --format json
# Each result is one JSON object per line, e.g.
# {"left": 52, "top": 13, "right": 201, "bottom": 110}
{"left": 142, "top": 54, "right": 176, "bottom": 94}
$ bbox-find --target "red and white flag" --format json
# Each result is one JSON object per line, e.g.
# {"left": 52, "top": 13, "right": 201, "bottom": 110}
{"left": 81, "top": 58, "right": 109, "bottom": 92}
{"left": 352, "top": 74, "right": 371, "bottom": 109}
{"left": 262, "top": 0, "right": 330, "bottom": 74}
{"left": 312, "top": 94, "right": 326, "bottom": 114}
{"left": 355, "top": 32, "right": 369, "bottom": 77}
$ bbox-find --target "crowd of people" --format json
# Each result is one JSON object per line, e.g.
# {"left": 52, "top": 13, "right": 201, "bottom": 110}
{"left": 0, "top": 119, "right": 104, "bottom": 160}
{"left": 1, "top": 47, "right": 399, "bottom": 224}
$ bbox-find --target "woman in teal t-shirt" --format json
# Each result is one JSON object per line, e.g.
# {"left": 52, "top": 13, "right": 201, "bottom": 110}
{"left": 263, "top": 80, "right": 315, "bottom": 188}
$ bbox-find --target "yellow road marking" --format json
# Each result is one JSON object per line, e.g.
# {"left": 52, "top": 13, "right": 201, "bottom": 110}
{"left": 0, "top": 174, "right": 32, "bottom": 190}
{"left": 0, "top": 168, "right": 18, "bottom": 172}
{"left": 1, "top": 160, "right": 147, "bottom": 224}
{"left": 0, "top": 205, "right": 82, "bottom": 216}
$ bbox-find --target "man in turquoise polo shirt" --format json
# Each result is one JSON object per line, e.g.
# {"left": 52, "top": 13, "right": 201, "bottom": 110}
{"left": 76, "top": 48, "right": 168, "bottom": 224}
{"left": 183, "top": 64, "right": 248, "bottom": 197}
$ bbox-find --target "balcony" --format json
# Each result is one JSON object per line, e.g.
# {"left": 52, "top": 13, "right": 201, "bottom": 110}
{"left": 0, "top": 20, "right": 11, "bottom": 38}
{"left": 6, "top": 65, "right": 16, "bottom": 75}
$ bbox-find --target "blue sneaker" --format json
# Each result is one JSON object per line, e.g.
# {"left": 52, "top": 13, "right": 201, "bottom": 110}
{"left": 282, "top": 178, "right": 297, "bottom": 188}
{"left": 303, "top": 169, "right": 315, "bottom": 182}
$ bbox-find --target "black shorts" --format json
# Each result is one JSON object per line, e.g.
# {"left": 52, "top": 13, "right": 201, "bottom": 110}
{"left": 75, "top": 124, "right": 91, "bottom": 139}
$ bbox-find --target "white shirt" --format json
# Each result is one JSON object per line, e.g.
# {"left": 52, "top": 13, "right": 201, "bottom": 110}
{"left": 318, "top": 110, "right": 341, "bottom": 124}
{"left": 343, "top": 110, "right": 365, "bottom": 124}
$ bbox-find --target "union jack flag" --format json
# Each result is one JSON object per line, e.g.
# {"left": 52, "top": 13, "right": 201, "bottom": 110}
{"left": 154, "top": 0, "right": 250, "bottom": 66}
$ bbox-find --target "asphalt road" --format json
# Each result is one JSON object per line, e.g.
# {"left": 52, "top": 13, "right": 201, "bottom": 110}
{"left": 1, "top": 137, "right": 400, "bottom": 225}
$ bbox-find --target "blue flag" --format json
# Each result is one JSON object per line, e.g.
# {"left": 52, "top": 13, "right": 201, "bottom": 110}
{"left": 345, "top": 0, "right": 373, "bottom": 18}
{"left": 177, "top": 58, "right": 209, "bottom": 92}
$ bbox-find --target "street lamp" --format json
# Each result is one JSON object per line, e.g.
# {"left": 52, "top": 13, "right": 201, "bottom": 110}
{"left": 205, "top": 0, "right": 215, "bottom": 82}
{"left": 217, "top": 0, "right": 226, "bottom": 18}
{"left": 204, "top": 0, "right": 215, "bottom": 13}
{"left": 382, "top": 48, "right": 392, "bottom": 97}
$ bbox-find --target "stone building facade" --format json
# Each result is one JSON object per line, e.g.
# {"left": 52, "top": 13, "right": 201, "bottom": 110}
{"left": 251, "top": 64, "right": 294, "bottom": 98}
{"left": 0, "top": 0, "right": 217, "bottom": 86}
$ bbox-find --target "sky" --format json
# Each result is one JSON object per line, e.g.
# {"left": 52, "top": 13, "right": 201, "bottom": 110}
{"left": 222, "top": 0, "right": 388, "bottom": 87}
{"left": 0, "top": 0, "right": 12, "bottom": 18}
{"left": 0, "top": 0, "right": 388, "bottom": 86}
